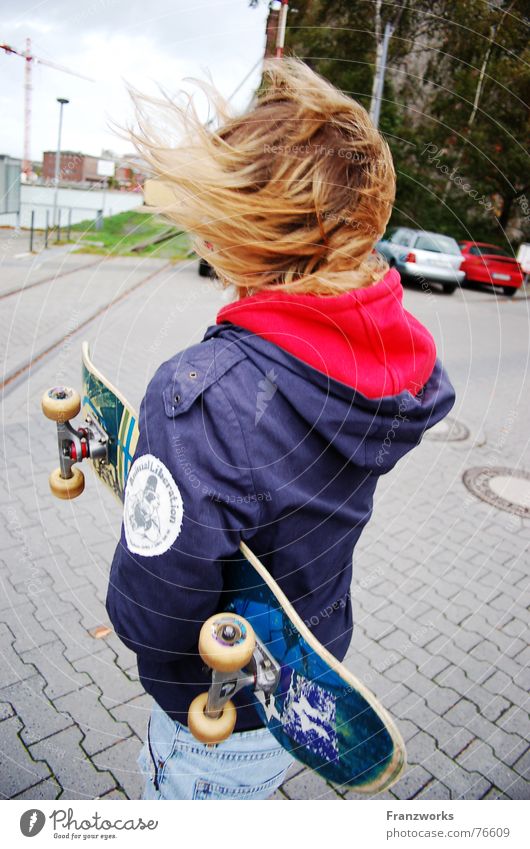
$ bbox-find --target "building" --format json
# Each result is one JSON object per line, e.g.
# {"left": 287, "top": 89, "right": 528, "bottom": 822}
{"left": 41, "top": 151, "right": 146, "bottom": 189}
{"left": 0, "top": 154, "right": 21, "bottom": 214}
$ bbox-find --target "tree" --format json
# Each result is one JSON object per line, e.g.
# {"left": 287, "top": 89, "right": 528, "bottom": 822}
{"left": 284, "top": 0, "right": 529, "bottom": 243}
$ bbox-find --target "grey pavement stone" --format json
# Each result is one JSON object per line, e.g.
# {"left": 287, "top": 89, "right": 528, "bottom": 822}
{"left": 483, "top": 670, "right": 529, "bottom": 706}
{"left": 390, "top": 764, "right": 433, "bottom": 799}
{"left": 20, "top": 640, "right": 92, "bottom": 700}
{"left": 481, "top": 786, "right": 510, "bottom": 800}
{"left": 28, "top": 588, "right": 78, "bottom": 625}
{"left": 0, "top": 575, "right": 30, "bottom": 612}
{"left": 1, "top": 675, "right": 73, "bottom": 746}
{"left": 423, "top": 683, "right": 461, "bottom": 715}
{"left": 0, "top": 622, "right": 38, "bottom": 688}
{"left": 512, "top": 747, "right": 530, "bottom": 780}
{"left": 0, "top": 715, "right": 52, "bottom": 798}
{"left": 97, "top": 789, "right": 129, "bottom": 799}
{"left": 502, "top": 616, "right": 530, "bottom": 640}
{"left": 14, "top": 777, "right": 62, "bottom": 799}
{"left": 432, "top": 724, "right": 475, "bottom": 760}
{"left": 29, "top": 725, "right": 117, "bottom": 800}
{"left": 59, "top": 583, "right": 110, "bottom": 633}
{"left": 92, "top": 736, "right": 144, "bottom": 800}
{"left": 72, "top": 646, "right": 144, "bottom": 709}
{"left": 444, "top": 699, "right": 526, "bottom": 766}
{"left": 1, "top": 601, "right": 58, "bottom": 654}
{"left": 385, "top": 657, "right": 418, "bottom": 684}
{"left": 415, "top": 652, "right": 451, "bottom": 680}
{"left": 395, "top": 718, "right": 421, "bottom": 744}
{"left": 39, "top": 610, "right": 108, "bottom": 663}
{"left": 435, "top": 667, "right": 498, "bottom": 714}
{"left": 104, "top": 631, "right": 138, "bottom": 674}
{"left": 284, "top": 760, "right": 306, "bottom": 780}
{"left": 422, "top": 749, "right": 490, "bottom": 799}
{"left": 399, "top": 694, "right": 474, "bottom": 759}
{"left": 457, "top": 740, "right": 529, "bottom": 799}
{"left": 109, "top": 692, "right": 152, "bottom": 741}
{"left": 0, "top": 701, "right": 15, "bottom": 721}
{"left": 342, "top": 787, "right": 396, "bottom": 800}
{"left": 18, "top": 551, "right": 94, "bottom": 597}
{"left": 55, "top": 685, "right": 134, "bottom": 756}
{"left": 414, "top": 779, "right": 451, "bottom": 799}
{"left": 281, "top": 768, "right": 343, "bottom": 800}
{"left": 496, "top": 705, "right": 530, "bottom": 743}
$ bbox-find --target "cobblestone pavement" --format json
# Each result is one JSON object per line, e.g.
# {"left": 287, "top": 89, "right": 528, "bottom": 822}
{"left": 1, "top": 249, "right": 528, "bottom": 800}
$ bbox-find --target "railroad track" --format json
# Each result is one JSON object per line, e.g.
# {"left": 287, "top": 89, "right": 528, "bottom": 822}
{"left": 0, "top": 257, "right": 106, "bottom": 301}
{"left": 1, "top": 261, "right": 172, "bottom": 395}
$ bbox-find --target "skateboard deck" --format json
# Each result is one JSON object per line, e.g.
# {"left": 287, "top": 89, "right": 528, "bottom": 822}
{"left": 81, "top": 342, "right": 139, "bottom": 501}
{"left": 43, "top": 342, "right": 406, "bottom": 793}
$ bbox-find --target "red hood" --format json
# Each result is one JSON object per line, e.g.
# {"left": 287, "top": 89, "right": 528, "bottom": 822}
{"left": 216, "top": 268, "right": 436, "bottom": 398}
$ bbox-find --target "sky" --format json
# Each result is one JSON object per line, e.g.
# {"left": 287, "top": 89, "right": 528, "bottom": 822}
{"left": 0, "top": 0, "right": 271, "bottom": 163}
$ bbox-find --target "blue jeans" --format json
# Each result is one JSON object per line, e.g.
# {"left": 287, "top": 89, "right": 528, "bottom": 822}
{"left": 138, "top": 700, "right": 294, "bottom": 800}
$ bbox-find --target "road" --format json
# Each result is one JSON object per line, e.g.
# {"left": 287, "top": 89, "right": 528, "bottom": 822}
{"left": 0, "top": 238, "right": 528, "bottom": 800}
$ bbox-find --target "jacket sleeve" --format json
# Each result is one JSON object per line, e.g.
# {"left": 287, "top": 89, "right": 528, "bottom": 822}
{"left": 105, "top": 345, "right": 259, "bottom": 663}
{"left": 367, "top": 358, "right": 456, "bottom": 474}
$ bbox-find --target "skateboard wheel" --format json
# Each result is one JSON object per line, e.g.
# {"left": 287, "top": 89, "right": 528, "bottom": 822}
{"left": 41, "top": 387, "right": 81, "bottom": 422}
{"left": 49, "top": 466, "right": 85, "bottom": 500}
{"left": 188, "top": 692, "right": 236, "bottom": 744}
{"left": 199, "top": 614, "right": 256, "bottom": 672}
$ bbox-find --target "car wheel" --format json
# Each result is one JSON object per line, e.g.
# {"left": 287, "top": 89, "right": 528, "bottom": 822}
{"left": 503, "top": 286, "right": 516, "bottom": 297}
{"left": 443, "top": 283, "right": 456, "bottom": 295}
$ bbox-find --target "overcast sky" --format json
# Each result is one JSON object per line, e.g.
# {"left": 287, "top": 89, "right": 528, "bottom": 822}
{"left": 0, "top": 0, "right": 271, "bottom": 162}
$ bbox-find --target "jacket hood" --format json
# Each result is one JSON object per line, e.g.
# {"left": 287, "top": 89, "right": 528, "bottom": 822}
{"left": 209, "top": 273, "right": 455, "bottom": 474}
{"left": 216, "top": 268, "right": 437, "bottom": 399}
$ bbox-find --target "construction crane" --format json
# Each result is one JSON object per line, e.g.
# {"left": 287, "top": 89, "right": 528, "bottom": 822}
{"left": 0, "top": 37, "right": 94, "bottom": 179}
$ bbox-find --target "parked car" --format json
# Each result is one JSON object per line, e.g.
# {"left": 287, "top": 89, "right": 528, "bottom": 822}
{"left": 458, "top": 241, "right": 523, "bottom": 297}
{"left": 198, "top": 241, "right": 216, "bottom": 278}
{"left": 198, "top": 257, "right": 215, "bottom": 277}
{"left": 376, "top": 228, "right": 465, "bottom": 294}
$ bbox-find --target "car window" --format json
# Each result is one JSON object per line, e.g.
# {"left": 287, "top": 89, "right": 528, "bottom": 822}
{"left": 414, "top": 234, "right": 461, "bottom": 255}
{"left": 470, "top": 245, "right": 511, "bottom": 258}
{"left": 391, "top": 229, "right": 411, "bottom": 246}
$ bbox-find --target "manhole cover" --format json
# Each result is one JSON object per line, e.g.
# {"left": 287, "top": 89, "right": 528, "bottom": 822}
{"left": 425, "top": 416, "right": 470, "bottom": 442}
{"left": 463, "top": 466, "right": 530, "bottom": 517}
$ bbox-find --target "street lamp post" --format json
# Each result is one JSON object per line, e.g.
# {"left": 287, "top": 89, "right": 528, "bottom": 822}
{"left": 52, "top": 97, "right": 69, "bottom": 230}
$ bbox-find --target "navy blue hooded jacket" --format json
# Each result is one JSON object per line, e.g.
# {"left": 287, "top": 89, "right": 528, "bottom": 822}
{"left": 106, "top": 269, "right": 455, "bottom": 731}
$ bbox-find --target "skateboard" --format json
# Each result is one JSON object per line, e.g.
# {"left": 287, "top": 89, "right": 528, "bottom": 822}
{"left": 42, "top": 343, "right": 406, "bottom": 793}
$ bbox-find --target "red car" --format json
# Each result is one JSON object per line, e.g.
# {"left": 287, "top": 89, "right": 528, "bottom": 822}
{"left": 459, "top": 241, "right": 523, "bottom": 296}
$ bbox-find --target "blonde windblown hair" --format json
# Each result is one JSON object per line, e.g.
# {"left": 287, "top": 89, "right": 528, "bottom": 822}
{"left": 126, "top": 58, "right": 396, "bottom": 295}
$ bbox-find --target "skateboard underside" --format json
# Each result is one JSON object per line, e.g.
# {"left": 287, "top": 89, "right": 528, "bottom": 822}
{"left": 223, "top": 556, "right": 403, "bottom": 791}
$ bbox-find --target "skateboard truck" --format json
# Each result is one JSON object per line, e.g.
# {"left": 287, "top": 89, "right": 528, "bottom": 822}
{"left": 41, "top": 386, "right": 108, "bottom": 499}
{"left": 188, "top": 613, "right": 280, "bottom": 745}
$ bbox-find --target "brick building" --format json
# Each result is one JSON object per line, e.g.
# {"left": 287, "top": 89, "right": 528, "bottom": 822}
{"left": 41, "top": 151, "right": 145, "bottom": 189}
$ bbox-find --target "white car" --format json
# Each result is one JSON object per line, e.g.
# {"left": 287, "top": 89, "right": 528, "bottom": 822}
{"left": 377, "top": 228, "right": 465, "bottom": 294}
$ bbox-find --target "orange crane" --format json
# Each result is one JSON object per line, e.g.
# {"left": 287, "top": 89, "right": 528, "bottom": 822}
{"left": 0, "top": 37, "right": 94, "bottom": 178}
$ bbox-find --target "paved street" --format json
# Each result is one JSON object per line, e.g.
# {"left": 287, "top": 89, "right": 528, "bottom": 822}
{"left": 0, "top": 240, "right": 528, "bottom": 800}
